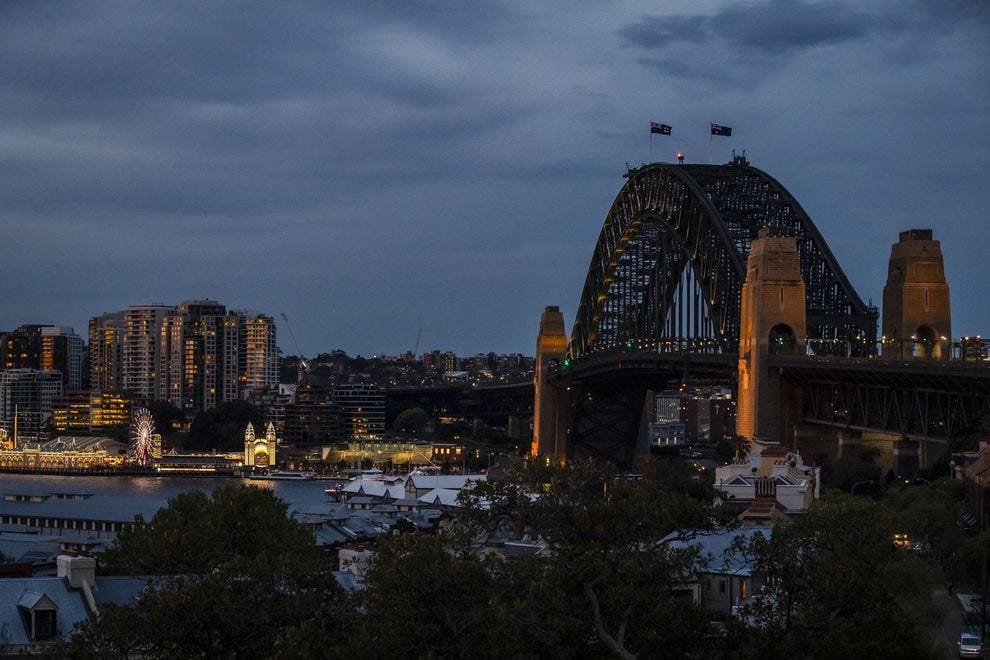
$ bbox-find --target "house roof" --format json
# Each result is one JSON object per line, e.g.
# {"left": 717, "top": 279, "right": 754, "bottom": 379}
{"left": 665, "top": 527, "right": 772, "bottom": 577}
{"left": 416, "top": 488, "right": 463, "bottom": 507}
{"left": 407, "top": 474, "right": 487, "bottom": 491}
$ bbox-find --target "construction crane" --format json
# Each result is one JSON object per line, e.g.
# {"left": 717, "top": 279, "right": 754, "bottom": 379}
{"left": 279, "top": 313, "right": 309, "bottom": 384}
{"left": 413, "top": 327, "right": 422, "bottom": 358}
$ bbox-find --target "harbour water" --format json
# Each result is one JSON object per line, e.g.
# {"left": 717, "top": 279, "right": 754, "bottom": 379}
{"left": 0, "top": 472, "right": 333, "bottom": 517}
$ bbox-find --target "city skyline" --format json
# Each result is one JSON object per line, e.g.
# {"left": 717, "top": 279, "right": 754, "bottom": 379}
{"left": 1, "top": 2, "right": 987, "bottom": 356}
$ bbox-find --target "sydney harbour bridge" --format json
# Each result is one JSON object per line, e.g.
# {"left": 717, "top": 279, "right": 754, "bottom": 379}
{"left": 396, "top": 155, "right": 990, "bottom": 469}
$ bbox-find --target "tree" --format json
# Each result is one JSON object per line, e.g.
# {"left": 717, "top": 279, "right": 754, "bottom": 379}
{"left": 67, "top": 484, "right": 329, "bottom": 658}
{"left": 733, "top": 493, "right": 941, "bottom": 658}
{"left": 885, "top": 478, "right": 964, "bottom": 573}
{"left": 452, "top": 460, "right": 718, "bottom": 658}
{"left": 393, "top": 406, "right": 429, "bottom": 433}
{"left": 184, "top": 400, "right": 263, "bottom": 452}
{"left": 100, "top": 483, "right": 317, "bottom": 576}
{"left": 142, "top": 400, "right": 187, "bottom": 449}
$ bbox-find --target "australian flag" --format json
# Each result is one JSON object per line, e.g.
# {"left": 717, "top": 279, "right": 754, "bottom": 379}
{"left": 650, "top": 121, "right": 672, "bottom": 135}
{"left": 710, "top": 122, "right": 732, "bottom": 137}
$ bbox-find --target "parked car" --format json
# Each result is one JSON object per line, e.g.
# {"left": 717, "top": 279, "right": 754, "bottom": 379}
{"left": 958, "top": 631, "right": 983, "bottom": 658}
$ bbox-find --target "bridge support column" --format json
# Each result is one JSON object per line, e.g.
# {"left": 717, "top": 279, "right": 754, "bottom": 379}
{"left": 837, "top": 431, "right": 861, "bottom": 460}
{"left": 882, "top": 229, "right": 951, "bottom": 360}
{"left": 736, "top": 230, "right": 807, "bottom": 444}
{"left": 893, "top": 436, "right": 920, "bottom": 477}
{"left": 532, "top": 306, "right": 569, "bottom": 462}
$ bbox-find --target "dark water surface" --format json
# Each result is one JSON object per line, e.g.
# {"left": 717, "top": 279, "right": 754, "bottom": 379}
{"left": 0, "top": 472, "right": 333, "bottom": 518}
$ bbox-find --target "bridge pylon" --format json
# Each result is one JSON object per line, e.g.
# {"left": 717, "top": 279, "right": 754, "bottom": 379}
{"left": 532, "top": 306, "right": 568, "bottom": 462}
{"left": 882, "top": 229, "right": 951, "bottom": 360}
{"left": 737, "top": 230, "right": 807, "bottom": 444}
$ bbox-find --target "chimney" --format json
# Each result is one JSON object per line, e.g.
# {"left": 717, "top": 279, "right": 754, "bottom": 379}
{"left": 57, "top": 554, "right": 96, "bottom": 589}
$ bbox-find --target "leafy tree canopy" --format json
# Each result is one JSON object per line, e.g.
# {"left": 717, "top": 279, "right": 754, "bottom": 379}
{"left": 393, "top": 406, "right": 429, "bottom": 433}
{"left": 185, "top": 400, "right": 263, "bottom": 452}
{"left": 100, "top": 483, "right": 318, "bottom": 576}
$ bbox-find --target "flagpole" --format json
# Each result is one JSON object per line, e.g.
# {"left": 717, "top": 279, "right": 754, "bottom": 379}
{"left": 708, "top": 122, "right": 712, "bottom": 164}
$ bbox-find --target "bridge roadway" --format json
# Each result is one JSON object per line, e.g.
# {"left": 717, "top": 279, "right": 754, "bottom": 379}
{"left": 388, "top": 352, "right": 990, "bottom": 455}
{"left": 560, "top": 348, "right": 990, "bottom": 443}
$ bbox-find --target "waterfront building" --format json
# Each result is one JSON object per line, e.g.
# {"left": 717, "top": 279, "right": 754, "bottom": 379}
{"left": 332, "top": 382, "right": 385, "bottom": 439}
{"left": 0, "top": 436, "right": 128, "bottom": 470}
{"left": 51, "top": 392, "right": 92, "bottom": 433}
{"left": 243, "top": 421, "right": 277, "bottom": 467}
{"left": 283, "top": 389, "right": 344, "bottom": 445}
{"left": 90, "top": 391, "right": 132, "bottom": 431}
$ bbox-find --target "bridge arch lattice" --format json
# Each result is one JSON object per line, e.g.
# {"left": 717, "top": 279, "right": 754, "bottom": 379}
{"left": 568, "top": 157, "right": 876, "bottom": 360}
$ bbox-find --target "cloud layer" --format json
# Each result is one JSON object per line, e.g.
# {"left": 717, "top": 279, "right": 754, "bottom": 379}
{"left": 1, "top": 1, "right": 987, "bottom": 355}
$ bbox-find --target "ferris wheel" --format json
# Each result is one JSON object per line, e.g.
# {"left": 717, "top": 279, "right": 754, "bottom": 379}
{"left": 130, "top": 408, "right": 156, "bottom": 465}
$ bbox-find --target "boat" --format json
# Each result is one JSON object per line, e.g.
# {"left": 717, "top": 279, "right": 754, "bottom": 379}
{"left": 247, "top": 469, "right": 314, "bottom": 481}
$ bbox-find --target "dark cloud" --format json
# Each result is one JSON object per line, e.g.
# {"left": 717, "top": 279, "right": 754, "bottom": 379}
{"left": 620, "top": 0, "right": 903, "bottom": 56}
{"left": 0, "top": 1, "right": 987, "bottom": 354}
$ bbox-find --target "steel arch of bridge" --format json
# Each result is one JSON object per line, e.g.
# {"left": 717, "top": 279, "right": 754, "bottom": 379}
{"left": 568, "top": 157, "right": 876, "bottom": 360}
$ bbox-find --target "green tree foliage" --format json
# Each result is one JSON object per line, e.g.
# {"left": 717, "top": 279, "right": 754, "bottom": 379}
{"left": 393, "top": 406, "right": 429, "bottom": 433}
{"left": 453, "top": 460, "right": 718, "bottom": 658}
{"left": 71, "top": 462, "right": 949, "bottom": 658}
{"left": 184, "top": 400, "right": 263, "bottom": 452}
{"left": 68, "top": 484, "right": 326, "bottom": 658}
{"left": 733, "top": 493, "right": 941, "bottom": 659}
{"left": 885, "top": 478, "right": 964, "bottom": 572}
{"left": 142, "top": 400, "right": 187, "bottom": 449}
{"left": 66, "top": 568, "right": 338, "bottom": 659}
{"left": 100, "top": 484, "right": 318, "bottom": 576}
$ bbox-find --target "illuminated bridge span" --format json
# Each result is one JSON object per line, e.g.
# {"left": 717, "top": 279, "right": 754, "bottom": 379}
{"left": 568, "top": 155, "right": 875, "bottom": 360}
{"left": 532, "top": 156, "right": 990, "bottom": 468}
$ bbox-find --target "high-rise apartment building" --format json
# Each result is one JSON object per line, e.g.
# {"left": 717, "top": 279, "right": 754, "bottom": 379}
{"left": 2, "top": 325, "right": 84, "bottom": 391}
{"left": 1, "top": 325, "right": 45, "bottom": 370}
{"left": 0, "top": 369, "right": 64, "bottom": 440}
{"left": 89, "top": 301, "right": 277, "bottom": 413}
{"left": 40, "top": 326, "right": 84, "bottom": 390}
{"left": 237, "top": 311, "right": 278, "bottom": 397}
{"left": 123, "top": 304, "right": 172, "bottom": 400}
{"left": 159, "top": 300, "right": 233, "bottom": 411}
{"left": 89, "top": 312, "right": 125, "bottom": 393}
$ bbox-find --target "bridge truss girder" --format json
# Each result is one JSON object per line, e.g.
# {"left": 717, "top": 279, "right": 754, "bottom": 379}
{"left": 569, "top": 159, "right": 877, "bottom": 361}
{"left": 801, "top": 380, "right": 990, "bottom": 440}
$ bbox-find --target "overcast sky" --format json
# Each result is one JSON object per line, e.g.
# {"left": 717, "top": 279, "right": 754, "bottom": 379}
{"left": 1, "top": 1, "right": 987, "bottom": 357}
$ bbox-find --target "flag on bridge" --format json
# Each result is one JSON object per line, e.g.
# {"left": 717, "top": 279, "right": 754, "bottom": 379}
{"left": 650, "top": 122, "right": 672, "bottom": 135}
{"left": 710, "top": 122, "right": 732, "bottom": 137}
